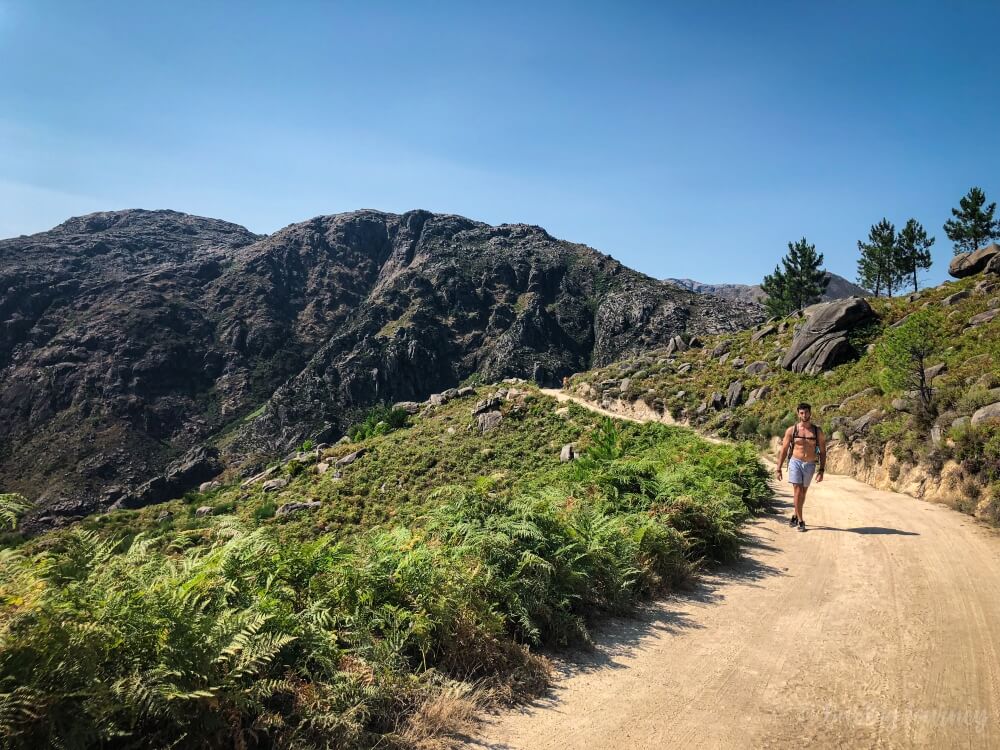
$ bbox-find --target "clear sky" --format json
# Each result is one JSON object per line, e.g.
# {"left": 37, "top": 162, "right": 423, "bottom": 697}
{"left": 2, "top": 1, "right": 998, "bottom": 286}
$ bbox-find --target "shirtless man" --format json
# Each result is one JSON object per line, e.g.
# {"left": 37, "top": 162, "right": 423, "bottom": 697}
{"left": 776, "top": 403, "right": 826, "bottom": 532}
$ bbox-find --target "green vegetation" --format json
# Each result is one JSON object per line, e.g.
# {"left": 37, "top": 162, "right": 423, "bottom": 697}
{"left": 856, "top": 218, "right": 900, "bottom": 297}
{"left": 346, "top": 403, "right": 410, "bottom": 441}
{"left": 571, "top": 273, "right": 1000, "bottom": 517}
{"left": 857, "top": 218, "right": 935, "bottom": 296}
{"left": 760, "top": 237, "right": 829, "bottom": 316}
{"left": 944, "top": 186, "right": 999, "bottom": 255}
{"left": 0, "top": 495, "right": 30, "bottom": 532}
{"left": 0, "top": 388, "right": 770, "bottom": 749}
{"left": 875, "top": 309, "right": 945, "bottom": 418}
{"left": 896, "top": 219, "right": 935, "bottom": 293}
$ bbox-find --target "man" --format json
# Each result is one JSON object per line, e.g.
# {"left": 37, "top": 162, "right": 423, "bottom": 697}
{"left": 776, "top": 403, "right": 826, "bottom": 532}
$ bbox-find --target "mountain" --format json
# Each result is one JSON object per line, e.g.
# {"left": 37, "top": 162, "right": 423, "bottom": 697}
{"left": 666, "top": 272, "right": 869, "bottom": 304}
{"left": 1, "top": 209, "right": 765, "bottom": 526}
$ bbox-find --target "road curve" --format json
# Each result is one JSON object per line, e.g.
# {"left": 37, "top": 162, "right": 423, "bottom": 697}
{"left": 469, "top": 391, "right": 1000, "bottom": 749}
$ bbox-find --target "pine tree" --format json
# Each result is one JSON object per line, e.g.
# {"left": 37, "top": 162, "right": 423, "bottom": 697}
{"left": 760, "top": 264, "right": 792, "bottom": 317}
{"left": 943, "top": 186, "right": 1000, "bottom": 255}
{"left": 760, "top": 238, "right": 829, "bottom": 316}
{"left": 895, "top": 219, "right": 935, "bottom": 293}
{"left": 857, "top": 219, "right": 898, "bottom": 297}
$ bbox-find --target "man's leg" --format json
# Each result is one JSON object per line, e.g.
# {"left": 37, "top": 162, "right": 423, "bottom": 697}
{"left": 797, "top": 486, "right": 807, "bottom": 524}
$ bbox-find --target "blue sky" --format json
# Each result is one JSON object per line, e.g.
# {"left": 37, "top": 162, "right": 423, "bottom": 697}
{"left": 2, "top": 1, "right": 998, "bottom": 286}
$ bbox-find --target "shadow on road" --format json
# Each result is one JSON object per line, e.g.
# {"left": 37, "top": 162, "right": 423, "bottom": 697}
{"left": 809, "top": 525, "right": 920, "bottom": 536}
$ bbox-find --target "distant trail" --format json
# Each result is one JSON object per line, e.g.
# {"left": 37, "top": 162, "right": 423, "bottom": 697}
{"left": 471, "top": 390, "right": 1000, "bottom": 749}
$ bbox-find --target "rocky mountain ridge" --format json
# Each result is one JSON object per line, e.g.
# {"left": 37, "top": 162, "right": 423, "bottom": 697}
{"left": 0, "top": 208, "right": 765, "bottom": 526}
{"left": 666, "top": 272, "right": 869, "bottom": 304}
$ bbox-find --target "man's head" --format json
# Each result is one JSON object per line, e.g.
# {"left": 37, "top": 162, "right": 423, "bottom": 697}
{"left": 797, "top": 402, "right": 812, "bottom": 422}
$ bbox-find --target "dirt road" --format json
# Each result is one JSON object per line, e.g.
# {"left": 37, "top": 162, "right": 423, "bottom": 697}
{"left": 471, "top": 391, "right": 1000, "bottom": 749}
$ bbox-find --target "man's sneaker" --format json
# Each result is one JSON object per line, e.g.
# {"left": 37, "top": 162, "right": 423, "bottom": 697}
{"left": 798, "top": 521, "right": 807, "bottom": 532}
{"left": 789, "top": 515, "right": 798, "bottom": 527}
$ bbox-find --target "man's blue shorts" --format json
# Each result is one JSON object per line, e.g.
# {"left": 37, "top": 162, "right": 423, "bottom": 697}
{"left": 788, "top": 458, "right": 817, "bottom": 487}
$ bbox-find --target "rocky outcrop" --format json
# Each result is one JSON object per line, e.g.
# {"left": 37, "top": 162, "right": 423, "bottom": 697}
{"left": 949, "top": 243, "right": 1000, "bottom": 278}
{"left": 971, "top": 402, "right": 1000, "bottom": 426}
{"left": 666, "top": 273, "right": 869, "bottom": 305}
{"left": 941, "top": 290, "right": 970, "bottom": 306}
{"left": 968, "top": 309, "right": 1000, "bottom": 327}
{"left": 1, "top": 209, "right": 766, "bottom": 527}
{"left": 475, "top": 411, "right": 503, "bottom": 433}
{"left": 726, "top": 380, "right": 744, "bottom": 408}
{"left": 780, "top": 297, "right": 876, "bottom": 375}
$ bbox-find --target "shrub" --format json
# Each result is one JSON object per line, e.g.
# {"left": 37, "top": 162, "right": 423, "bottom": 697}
{"left": 347, "top": 404, "right": 410, "bottom": 441}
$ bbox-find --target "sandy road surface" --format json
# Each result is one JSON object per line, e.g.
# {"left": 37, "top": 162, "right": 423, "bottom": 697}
{"left": 470, "top": 391, "right": 1000, "bottom": 749}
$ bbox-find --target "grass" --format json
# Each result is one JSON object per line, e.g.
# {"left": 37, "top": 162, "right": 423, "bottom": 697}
{"left": 0, "top": 387, "right": 770, "bottom": 749}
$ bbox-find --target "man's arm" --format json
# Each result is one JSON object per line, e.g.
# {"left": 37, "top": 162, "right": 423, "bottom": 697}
{"left": 816, "top": 429, "right": 828, "bottom": 482}
{"left": 776, "top": 427, "right": 791, "bottom": 479}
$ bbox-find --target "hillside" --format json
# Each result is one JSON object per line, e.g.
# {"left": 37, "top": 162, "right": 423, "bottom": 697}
{"left": 0, "top": 385, "right": 770, "bottom": 748}
{"left": 0, "top": 209, "right": 764, "bottom": 528}
{"left": 574, "top": 259, "right": 1000, "bottom": 522}
{"left": 666, "top": 272, "right": 869, "bottom": 305}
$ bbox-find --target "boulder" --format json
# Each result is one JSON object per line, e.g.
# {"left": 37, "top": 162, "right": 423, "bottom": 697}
{"left": 457, "top": 387, "right": 476, "bottom": 397}
{"left": 195, "top": 506, "right": 213, "bottom": 517}
{"left": 688, "top": 336, "right": 704, "bottom": 348}
{"left": 949, "top": 243, "right": 1000, "bottom": 278}
{"left": 428, "top": 393, "right": 447, "bottom": 406}
{"left": 476, "top": 410, "right": 503, "bottom": 433}
{"left": 986, "top": 253, "right": 1000, "bottom": 275}
{"left": 732, "top": 357, "right": 746, "bottom": 368}
{"left": 156, "top": 510, "right": 174, "bottom": 523}
{"left": 261, "top": 477, "right": 288, "bottom": 492}
{"left": 924, "top": 363, "right": 947, "bottom": 382}
{"left": 744, "top": 360, "right": 769, "bottom": 375}
{"left": 473, "top": 396, "right": 502, "bottom": 415}
{"left": 820, "top": 403, "right": 840, "bottom": 413}
{"left": 393, "top": 401, "right": 421, "bottom": 414}
{"left": 665, "top": 335, "right": 687, "bottom": 356}
{"left": 711, "top": 341, "right": 732, "bottom": 358}
{"left": 620, "top": 378, "right": 632, "bottom": 392}
{"left": 842, "top": 387, "right": 878, "bottom": 406}
{"left": 560, "top": 444, "right": 576, "bottom": 462}
{"left": 781, "top": 298, "right": 876, "bottom": 375}
{"left": 335, "top": 448, "right": 366, "bottom": 466}
{"left": 316, "top": 462, "right": 331, "bottom": 475}
{"left": 276, "top": 501, "right": 321, "bottom": 517}
{"left": 677, "top": 362, "right": 692, "bottom": 374}
{"left": 745, "top": 385, "right": 771, "bottom": 406}
{"left": 930, "top": 425, "right": 943, "bottom": 447}
{"left": 241, "top": 464, "right": 279, "bottom": 488}
{"left": 719, "top": 353, "right": 730, "bottom": 364}
{"left": 968, "top": 308, "right": 1000, "bottom": 327}
{"left": 971, "top": 402, "right": 1000, "bottom": 427}
{"left": 941, "top": 290, "right": 970, "bottom": 306}
{"left": 850, "top": 409, "right": 882, "bottom": 434}
{"left": 709, "top": 392, "right": 725, "bottom": 410}
{"left": 751, "top": 324, "right": 777, "bottom": 343}
{"left": 726, "top": 380, "right": 744, "bottom": 408}
{"left": 952, "top": 416, "right": 971, "bottom": 430}
{"left": 199, "top": 480, "right": 221, "bottom": 493}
